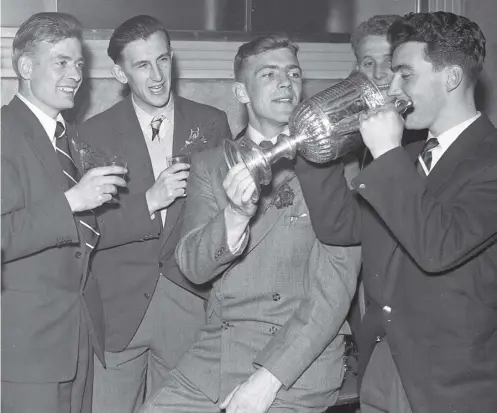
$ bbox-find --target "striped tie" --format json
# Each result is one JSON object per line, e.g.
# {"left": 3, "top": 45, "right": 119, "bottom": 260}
{"left": 150, "top": 116, "right": 164, "bottom": 141}
{"left": 416, "top": 138, "right": 439, "bottom": 176}
{"left": 55, "top": 121, "right": 100, "bottom": 251}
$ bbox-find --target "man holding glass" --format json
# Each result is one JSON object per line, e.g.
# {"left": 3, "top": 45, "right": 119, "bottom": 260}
{"left": 78, "top": 15, "right": 232, "bottom": 413}
{"left": 1, "top": 12, "right": 127, "bottom": 413}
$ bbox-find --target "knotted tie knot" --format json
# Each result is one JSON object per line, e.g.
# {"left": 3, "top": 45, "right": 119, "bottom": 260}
{"left": 151, "top": 116, "right": 164, "bottom": 141}
{"left": 417, "top": 137, "right": 439, "bottom": 176}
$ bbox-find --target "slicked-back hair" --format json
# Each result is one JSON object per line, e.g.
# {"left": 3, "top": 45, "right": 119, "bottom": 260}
{"left": 107, "top": 15, "right": 171, "bottom": 63}
{"left": 350, "top": 14, "right": 402, "bottom": 59}
{"left": 388, "top": 12, "right": 486, "bottom": 83}
{"left": 12, "top": 12, "right": 83, "bottom": 77}
{"left": 234, "top": 36, "right": 299, "bottom": 82}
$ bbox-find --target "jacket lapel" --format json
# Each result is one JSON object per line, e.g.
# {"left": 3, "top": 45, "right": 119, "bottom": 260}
{"left": 113, "top": 97, "right": 163, "bottom": 232}
{"left": 161, "top": 96, "right": 190, "bottom": 249}
{"left": 9, "top": 97, "right": 68, "bottom": 191}
{"left": 425, "top": 115, "right": 494, "bottom": 194}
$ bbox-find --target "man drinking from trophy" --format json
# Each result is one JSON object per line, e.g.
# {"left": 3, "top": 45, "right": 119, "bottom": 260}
{"left": 295, "top": 11, "right": 497, "bottom": 413}
{"left": 140, "top": 35, "right": 361, "bottom": 413}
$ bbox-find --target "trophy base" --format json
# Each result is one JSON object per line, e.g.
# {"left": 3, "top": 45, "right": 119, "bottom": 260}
{"left": 224, "top": 139, "right": 273, "bottom": 200}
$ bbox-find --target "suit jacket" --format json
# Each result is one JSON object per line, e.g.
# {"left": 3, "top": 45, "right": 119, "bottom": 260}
{"left": 295, "top": 114, "right": 497, "bottom": 413}
{"left": 1, "top": 96, "right": 105, "bottom": 382}
{"left": 174, "top": 134, "right": 362, "bottom": 408}
{"left": 78, "top": 95, "right": 231, "bottom": 351}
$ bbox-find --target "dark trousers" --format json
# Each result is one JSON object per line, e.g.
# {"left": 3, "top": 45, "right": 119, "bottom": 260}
{"left": 2, "top": 316, "right": 94, "bottom": 413}
{"left": 360, "top": 339, "right": 412, "bottom": 413}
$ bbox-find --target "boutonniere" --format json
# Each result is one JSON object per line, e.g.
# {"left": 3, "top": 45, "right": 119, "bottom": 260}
{"left": 182, "top": 126, "right": 208, "bottom": 152}
{"left": 71, "top": 138, "right": 98, "bottom": 172}
{"left": 265, "top": 182, "right": 295, "bottom": 212}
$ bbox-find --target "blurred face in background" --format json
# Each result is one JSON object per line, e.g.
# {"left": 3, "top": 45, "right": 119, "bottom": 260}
{"left": 356, "top": 35, "right": 394, "bottom": 102}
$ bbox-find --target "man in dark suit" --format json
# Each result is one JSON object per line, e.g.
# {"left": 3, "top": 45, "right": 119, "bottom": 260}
{"left": 141, "top": 35, "right": 361, "bottom": 413}
{"left": 295, "top": 12, "right": 497, "bottom": 413}
{"left": 78, "top": 15, "right": 232, "bottom": 413}
{"left": 1, "top": 12, "right": 126, "bottom": 413}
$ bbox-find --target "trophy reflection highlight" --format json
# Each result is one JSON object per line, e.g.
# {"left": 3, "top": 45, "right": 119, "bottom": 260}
{"left": 224, "top": 71, "right": 412, "bottom": 197}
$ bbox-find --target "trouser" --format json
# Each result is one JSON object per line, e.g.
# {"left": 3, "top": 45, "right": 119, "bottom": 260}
{"left": 92, "top": 276, "right": 206, "bottom": 413}
{"left": 140, "top": 369, "right": 327, "bottom": 413}
{"left": 360, "top": 339, "right": 412, "bottom": 413}
{"left": 2, "top": 313, "right": 94, "bottom": 413}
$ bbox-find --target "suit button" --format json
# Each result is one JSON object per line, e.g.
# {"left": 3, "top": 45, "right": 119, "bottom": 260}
{"left": 144, "top": 292, "right": 151, "bottom": 299}
{"left": 272, "top": 293, "right": 281, "bottom": 301}
{"left": 358, "top": 184, "right": 366, "bottom": 189}
{"left": 383, "top": 305, "right": 392, "bottom": 314}
{"left": 269, "top": 326, "right": 278, "bottom": 334}
{"left": 74, "top": 251, "right": 82, "bottom": 259}
{"left": 158, "top": 261, "right": 163, "bottom": 268}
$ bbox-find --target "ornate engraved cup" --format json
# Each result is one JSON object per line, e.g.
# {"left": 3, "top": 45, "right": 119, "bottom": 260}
{"left": 224, "top": 71, "right": 412, "bottom": 198}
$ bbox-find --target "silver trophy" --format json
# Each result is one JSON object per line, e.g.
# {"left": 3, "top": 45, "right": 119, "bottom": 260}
{"left": 224, "top": 71, "right": 412, "bottom": 198}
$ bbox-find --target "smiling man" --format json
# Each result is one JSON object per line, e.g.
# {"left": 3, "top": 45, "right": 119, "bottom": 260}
{"left": 295, "top": 11, "right": 497, "bottom": 413}
{"left": 140, "top": 35, "right": 361, "bottom": 413}
{"left": 78, "top": 15, "right": 232, "bottom": 413}
{"left": 2, "top": 12, "right": 126, "bottom": 413}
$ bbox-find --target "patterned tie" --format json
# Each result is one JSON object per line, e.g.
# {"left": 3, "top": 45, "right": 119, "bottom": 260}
{"left": 55, "top": 121, "right": 100, "bottom": 251}
{"left": 416, "top": 138, "right": 439, "bottom": 176}
{"left": 150, "top": 116, "right": 164, "bottom": 141}
{"left": 259, "top": 140, "right": 275, "bottom": 150}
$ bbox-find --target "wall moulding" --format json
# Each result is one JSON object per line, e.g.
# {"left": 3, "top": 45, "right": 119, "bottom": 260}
{"left": 1, "top": 27, "right": 356, "bottom": 80}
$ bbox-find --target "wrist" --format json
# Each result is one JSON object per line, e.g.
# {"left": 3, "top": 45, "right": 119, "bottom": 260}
{"left": 145, "top": 189, "right": 158, "bottom": 215}
{"left": 258, "top": 367, "right": 282, "bottom": 392}
{"left": 370, "top": 144, "right": 399, "bottom": 159}
{"left": 64, "top": 188, "right": 81, "bottom": 213}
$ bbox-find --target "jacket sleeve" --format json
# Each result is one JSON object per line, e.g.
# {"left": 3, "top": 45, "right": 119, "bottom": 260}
{"left": 294, "top": 154, "right": 362, "bottom": 245}
{"left": 1, "top": 153, "right": 79, "bottom": 263}
{"left": 354, "top": 146, "right": 497, "bottom": 273}
{"left": 95, "top": 192, "right": 161, "bottom": 250}
{"left": 254, "top": 241, "right": 362, "bottom": 389}
{"left": 175, "top": 151, "right": 248, "bottom": 284}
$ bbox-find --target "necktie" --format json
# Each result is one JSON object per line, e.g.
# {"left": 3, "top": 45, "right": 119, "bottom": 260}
{"left": 259, "top": 140, "right": 275, "bottom": 150}
{"left": 151, "top": 116, "right": 164, "bottom": 141}
{"left": 416, "top": 138, "right": 439, "bottom": 176}
{"left": 55, "top": 121, "right": 100, "bottom": 251}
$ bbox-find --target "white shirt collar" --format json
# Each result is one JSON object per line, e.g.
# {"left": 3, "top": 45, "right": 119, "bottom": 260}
{"left": 132, "top": 94, "right": 174, "bottom": 139}
{"left": 17, "top": 93, "right": 65, "bottom": 146}
{"left": 424, "top": 112, "right": 481, "bottom": 174}
{"left": 428, "top": 112, "right": 481, "bottom": 153}
{"left": 246, "top": 124, "right": 290, "bottom": 145}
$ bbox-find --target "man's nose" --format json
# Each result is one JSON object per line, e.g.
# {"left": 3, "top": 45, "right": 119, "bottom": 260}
{"left": 66, "top": 64, "right": 82, "bottom": 83}
{"left": 150, "top": 65, "right": 163, "bottom": 82}
{"left": 374, "top": 63, "right": 390, "bottom": 81}
{"left": 278, "top": 73, "right": 292, "bottom": 88}
{"left": 387, "top": 76, "right": 402, "bottom": 97}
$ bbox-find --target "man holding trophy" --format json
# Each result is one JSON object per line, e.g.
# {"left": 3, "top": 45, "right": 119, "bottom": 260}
{"left": 293, "top": 11, "right": 497, "bottom": 413}
{"left": 141, "top": 36, "right": 361, "bottom": 413}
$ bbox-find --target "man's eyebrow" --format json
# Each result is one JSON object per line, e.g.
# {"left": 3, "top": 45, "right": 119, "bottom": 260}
{"left": 254, "top": 64, "right": 279, "bottom": 75}
{"left": 254, "top": 64, "right": 301, "bottom": 74}
{"left": 392, "top": 63, "right": 413, "bottom": 72}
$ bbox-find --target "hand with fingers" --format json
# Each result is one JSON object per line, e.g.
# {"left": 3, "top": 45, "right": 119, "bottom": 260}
{"left": 359, "top": 102, "right": 404, "bottom": 159}
{"left": 65, "top": 165, "right": 127, "bottom": 212}
{"left": 145, "top": 162, "right": 190, "bottom": 215}
{"left": 223, "top": 163, "right": 258, "bottom": 220}
{"left": 219, "top": 367, "right": 282, "bottom": 413}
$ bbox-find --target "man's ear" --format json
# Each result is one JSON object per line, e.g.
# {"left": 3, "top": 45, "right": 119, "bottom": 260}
{"left": 111, "top": 64, "right": 128, "bottom": 85}
{"left": 445, "top": 65, "right": 463, "bottom": 92}
{"left": 18, "top": 55, "right": 33, "bottom": 80}
{"left": 233, "top": 81, "right": 250, "bottom": 104}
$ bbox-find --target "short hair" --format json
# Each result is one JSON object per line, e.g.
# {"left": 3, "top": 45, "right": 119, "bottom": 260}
{"left": 388, "top": 12, "right": 486, "bottom": 83}
{"left": 107, "top": 15, "right": 171, "bottom": 63}
{"left": 234, "top": 35, "right": 299, "bottom": 82}
{"left": 12, "top": 12, "right": 83, "bottom": 77}
{"left": 350, "top": 15, "right": 402, "bottom": 58}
